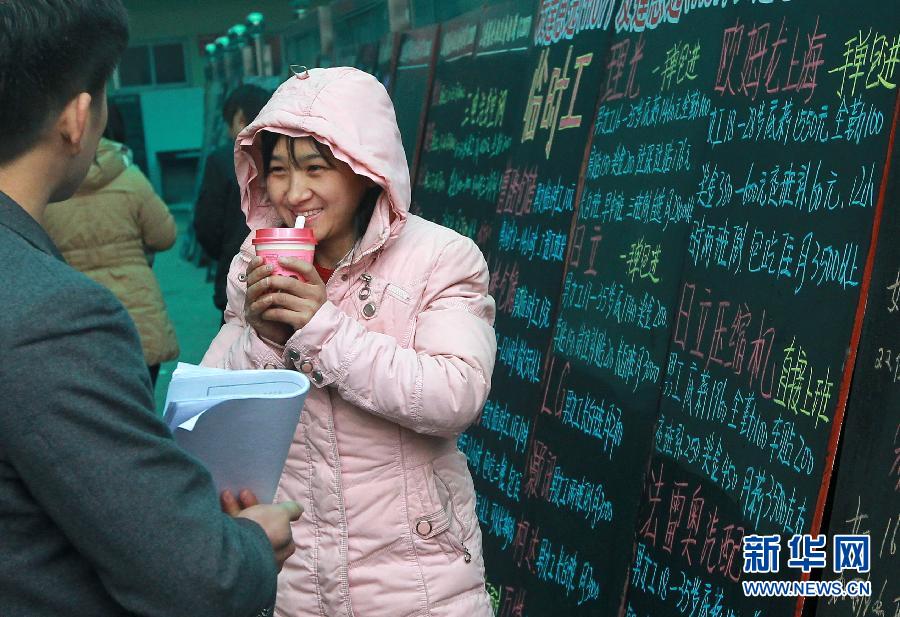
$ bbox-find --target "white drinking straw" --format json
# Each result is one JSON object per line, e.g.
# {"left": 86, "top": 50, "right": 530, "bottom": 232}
{"left": 294, "top": 215, "right": 306, "bottom": 229}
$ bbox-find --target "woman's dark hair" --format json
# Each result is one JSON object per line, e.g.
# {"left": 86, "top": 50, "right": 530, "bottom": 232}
{"left": 0, "top": 0, "right": 129, "bottom": 164}
{"left": 260, "top": 131, "right": 380, "bottom": 239}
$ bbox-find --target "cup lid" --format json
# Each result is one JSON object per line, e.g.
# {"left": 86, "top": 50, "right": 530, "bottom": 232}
{"left": 252, "top": 227, "right": 317, "bottom": 244}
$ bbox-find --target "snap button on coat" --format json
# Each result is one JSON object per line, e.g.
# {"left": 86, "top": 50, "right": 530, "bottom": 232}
{"left": 415, "top": 520, "right": 433, "bottom": 537}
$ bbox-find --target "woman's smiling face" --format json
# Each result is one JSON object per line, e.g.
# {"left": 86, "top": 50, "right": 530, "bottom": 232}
{"left": 266, "top": 135, "right": 370, "bottom": 264}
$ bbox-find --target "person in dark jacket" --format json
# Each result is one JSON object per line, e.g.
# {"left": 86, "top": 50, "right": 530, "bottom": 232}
{"left": 0, "top": 2, "right": 300, "bottom": 615}
{"left": 194, "top": 84, "right": 270, "bottom": 322}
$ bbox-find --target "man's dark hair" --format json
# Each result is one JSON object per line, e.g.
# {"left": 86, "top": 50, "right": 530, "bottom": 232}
{"left": 0, "top": 0, "right": 129, "bottom": 165}
{"left": 222, "top": 84, "right": 271, "bottom": 126}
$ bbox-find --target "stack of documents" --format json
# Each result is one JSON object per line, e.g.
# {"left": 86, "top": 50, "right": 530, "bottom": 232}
{"left": 164, "top": 363, "right": 309, "bottom": 503}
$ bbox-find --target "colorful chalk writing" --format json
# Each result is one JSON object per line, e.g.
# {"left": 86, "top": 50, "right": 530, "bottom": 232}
{"left": 621, "top": 237, "right": 663, "bottom": 283}
{"left": 496, "top": 164, "right": 539, "bottom": 216}
{"left": 425, "top": 127, "right": 513, "bottom": 163}
{"left": 533, "top": 0, "right": 617, "bottom": 47}
{"left": 580, "top": 184, "right": 696, "bottom": 229}
{"left": 615, "top": 0, "right": 793, "bottom": 35}
{"left": 553, "top": 318, "right": 663, "bottom": 390}
{"left": 595, "top": 89, "right": 714, "bottom": 135}
{"left": 540, "top": 358, "right": 627, "bottom": 454}
{"left": 524, "top": 439, "right": 615, "bottom": 527}
{"left": 586, "top": 137, "right": 693, "bottom": 178}
{"left": 707, "top": 96, "right": 887, "bottom": 148}
{"left": 873, "top": 346, "right": 900, "bottom": 383}
{"left": 829, "top": 29, "right": 900, "bottom": 99}
{"left": 510, "top": 284, "right": 554, "bottom": 329}
{"left": 687, "top": 217, "right": 862, "bottom": 293}
{"left": 523, "top": 45, "right": 595, "bottom": 157}
{"left": 497, "top": 332, "right": 544, "bottom": 383}
{"left": 734, "top": 160, "right": 876, "bottom": 213}
{"left": 498, "top": 218, "right": 569, "bottom": 262}
{"left": 477, "top": 399, "right": 531, "bottom": 454}
{"left": 475, "top": 489, "right": 518, "bottom": 548}
{"left": 772, "top": 337, "right": 834, "bottom": 428}
{"left": 714, "top": 16, "right": 826, "bottom": 103}
{"left": 628, "top": 541, "right": 763, "bottom": 617}
{"left": 480, "top": 13, "right": 533, "bottom": 50}
{"left": 459, "top": 434, "right": 523, "bottom": 502}
{"left": 600, "top": 35, "right": 644, "bottom": 102}
{"left": 489, "top": 256, "right": 521, "bottom": 317}
{"left": 653, "top": 40, "right": 701, "bottom": 92}
{"left": 638, "top": 463, "right": 745, "bottom": 581}
{"left": 560, "top": 274, "right": 670, "bottom": 331}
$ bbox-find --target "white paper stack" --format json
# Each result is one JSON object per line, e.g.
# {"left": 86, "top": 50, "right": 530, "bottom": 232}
{"left": 164, "top": 363, "right": 309, "bottom": 503}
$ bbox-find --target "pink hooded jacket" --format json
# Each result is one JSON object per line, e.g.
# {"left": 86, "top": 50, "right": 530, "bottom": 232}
{"left": 202, "top": 68, "right": 497, "bottom": 617}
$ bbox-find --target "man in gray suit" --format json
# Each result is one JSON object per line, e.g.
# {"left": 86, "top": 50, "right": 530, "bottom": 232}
{"left": 0, "top": 2, "right": 301, "bottom": 615}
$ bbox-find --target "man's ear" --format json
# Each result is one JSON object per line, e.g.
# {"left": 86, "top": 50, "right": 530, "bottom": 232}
{"left": 57, "top": 92, "right": 94, "bottom": 153}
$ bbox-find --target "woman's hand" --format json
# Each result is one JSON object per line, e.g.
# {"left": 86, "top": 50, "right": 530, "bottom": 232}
{"left": 245, "top": 256, "right": 327, "bottom": 344}
{"left": 256, "top": 257, "right": 327, "bottom": 331}
{"left": 244, "top": 257, "right": 294, "bottom": 346}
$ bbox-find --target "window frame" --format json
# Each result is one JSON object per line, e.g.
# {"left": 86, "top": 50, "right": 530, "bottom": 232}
{"left": 112, "top": 38, "right": 191, "bottom": 91}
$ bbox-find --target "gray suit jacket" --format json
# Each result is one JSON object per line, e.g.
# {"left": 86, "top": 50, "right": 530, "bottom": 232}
{"left": 0, "top": 191, "right": 277, "bottom": 616}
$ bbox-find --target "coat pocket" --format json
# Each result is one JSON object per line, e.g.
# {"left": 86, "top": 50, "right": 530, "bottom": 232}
{"left": 407, "top": 456, "right": 473, "bottom": 565}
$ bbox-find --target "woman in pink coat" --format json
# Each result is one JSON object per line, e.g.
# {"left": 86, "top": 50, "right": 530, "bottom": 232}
{"left": 202, "top": 67, "right": 497, "bottom": 617}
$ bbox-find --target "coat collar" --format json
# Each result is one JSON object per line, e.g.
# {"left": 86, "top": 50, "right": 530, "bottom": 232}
{"left": 0, "top": 190, "right": 65, "bottom": 261}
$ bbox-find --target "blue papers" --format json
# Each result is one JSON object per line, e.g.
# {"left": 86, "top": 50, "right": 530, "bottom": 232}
{"left": 163, "top": 363, "right": 308, "bottom": 503}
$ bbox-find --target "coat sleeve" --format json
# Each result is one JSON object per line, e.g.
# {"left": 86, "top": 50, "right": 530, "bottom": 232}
{"left": 284, "top": 236, "right": 497, "bottom": 438}
{"left": 0, "top": 280, "right": 277, "bottom": 617}
{"left": 201, "top": 252, "right": 287, "bottom": 370}
{"left": 132, "top": 169, "right": 177, "bottom": 252}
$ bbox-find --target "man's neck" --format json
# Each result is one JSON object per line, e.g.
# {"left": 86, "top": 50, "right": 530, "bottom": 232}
{"left": 0, "top": 150, "right": 58, "bottom": 224}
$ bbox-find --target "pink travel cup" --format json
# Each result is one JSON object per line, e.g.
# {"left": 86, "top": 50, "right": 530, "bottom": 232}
{"left": 252, "top": 227, "right": 317, "bottom": 280}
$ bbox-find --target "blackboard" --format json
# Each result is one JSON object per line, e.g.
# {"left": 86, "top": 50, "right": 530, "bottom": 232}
{"left": 463, "top": 3, "right": 618, "bottom": 614}
{"left": 612, "top": 2, "right": 900, "bottom": 615}
{"left": 818, "top": 92, "right": 900, "bottom": 617}
{"left": 397, "top": 0, "right": 900, "bottom": 615}
{"left": 540, "top": 10, "right": 702, "bottom": 617}
{"left": 391, "top": 24, "right": 439, "bottom": 181}
{"left": 408, "top": 2, "right": 537, "bottom": 613}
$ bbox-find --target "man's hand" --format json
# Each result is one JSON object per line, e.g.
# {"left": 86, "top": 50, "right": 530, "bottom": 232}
{"left": 222, "top": 489, "right": 302, "bottom": 571}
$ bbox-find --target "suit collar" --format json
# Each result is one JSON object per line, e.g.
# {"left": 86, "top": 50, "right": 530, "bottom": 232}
{"left": 0, "top": 190, "right": 64, "bottom": 261}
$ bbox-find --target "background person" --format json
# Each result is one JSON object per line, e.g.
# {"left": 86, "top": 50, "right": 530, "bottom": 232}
{"left": 44, "top": 107, "right": 179, "bottom": 387}
{"left": 194, "top": 84, "right": 271, "bottom": 323}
